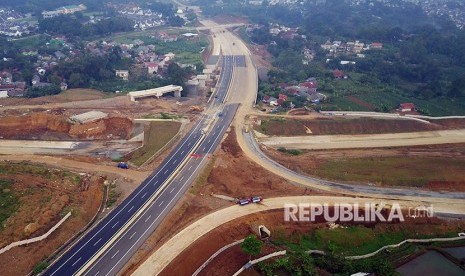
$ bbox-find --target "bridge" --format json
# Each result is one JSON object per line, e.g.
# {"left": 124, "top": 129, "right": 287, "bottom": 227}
{"left": 128, "top": 85, "right": 183, "bottom": 102}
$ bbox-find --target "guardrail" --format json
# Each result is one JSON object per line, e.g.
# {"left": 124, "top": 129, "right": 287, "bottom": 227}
{"left": 0, "top": 212, "right": 71, "bottom": 255}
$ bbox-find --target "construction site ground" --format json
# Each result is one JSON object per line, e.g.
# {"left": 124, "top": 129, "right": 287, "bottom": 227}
{"left": 254, "top": 116, "right": 465, "bottom": 136}
{"left": 159, "top": 208, "right": 465, "bottom": 276}
{"left": 263, "top": 143, "right": 465, "bottom": 191}
{"left": 121, "top": 129, "right": 323, "bottom": 275}
{"left": 0, "top": 161, "right": 106, "bottom": 276}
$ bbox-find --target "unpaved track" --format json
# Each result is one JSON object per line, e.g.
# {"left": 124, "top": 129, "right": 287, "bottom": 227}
{"left": 133, "top": 195, "right": 465, "bottom": 276}
{"left": 259, "top": 129, "right": 465, "bottom": 150}
{"left": 1, "top": 155, "right": 149, "bottom": 182}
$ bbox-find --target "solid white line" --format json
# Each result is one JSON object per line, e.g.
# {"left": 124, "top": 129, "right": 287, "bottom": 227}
{"left": 129, "top": 232, "right": 137, "bottom": 240}
{"left": 111, "top": 250, "right": 119, "bottom": 259}
{"left": 112, "top": 221, "right": 119, "bottom": 229}
{"left": 71, "top": 257, "right": 82, "bottom": 267}
{"left": 144, "top": 215, "right": 152, "bottom": 223}
{"left": 104, "top": 163, "right": 205, "bottom": 275}
{"left": 47, "top": 114, "right": 208, "bottom": 276}
{"left": 158, "top": 200, "right": 165, "bottom": 207}
{"left": 93, "top": 238, "right": 102, "bottom": 247}
{"left": 127, "top": 206, "right": 134, "bottom": 213}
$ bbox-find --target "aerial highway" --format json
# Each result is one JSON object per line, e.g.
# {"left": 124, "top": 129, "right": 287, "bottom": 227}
{"left": 43, "top": 55, "right": 238, "bottom": 276}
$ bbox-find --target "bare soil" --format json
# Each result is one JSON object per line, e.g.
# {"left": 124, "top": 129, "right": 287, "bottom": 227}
{"left": 0, "top": 112, "right": 133, "bottom": 140}
{"left": 263, "top": 143, "right": 465, "bottom": 191}
{"left": 0, "top": 161, "right": 104, "bottom": 276}
{"left": 256, "top": 117, "right": 465, "bottom": 136}
{"left": 121, "top": 129, "right": 323, "bottom": 275}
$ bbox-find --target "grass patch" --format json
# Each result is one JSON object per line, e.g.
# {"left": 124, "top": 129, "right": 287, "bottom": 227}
{"left": 0, "top": 179, "right": 19, "bottom": 228}
{"left": 190, "top": 156, "right": 217, "bottom": 195}
{"left": 106, "top": 182, "right": 121, "bottom": 208}
{"left": 279, "top": 225, "right": 462, "bottom": 256}
{"left": 130, "top": 121, "right": 181, "bottom": 166}
{"left": 311, "top": 157, "right": 465, "bottom": 187}
{"left": 32, "top": 261, "right": 48, "bottom": 275}
{"left": 277, "top": 147, "right": 302, "bottom": 156}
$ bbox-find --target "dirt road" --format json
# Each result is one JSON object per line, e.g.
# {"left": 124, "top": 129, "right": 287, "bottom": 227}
{"left": 0, "top": 155, "right": 149, "bottom": 183}
{"left": 133, "top": 195, "right": 465, "bottom": 276}
{"left": 259, "top": 129, "right": 465, "bottom": 150}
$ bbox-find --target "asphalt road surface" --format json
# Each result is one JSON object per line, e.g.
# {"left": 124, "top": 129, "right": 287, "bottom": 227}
{"left": 44, "top": 55, "right": 238, "bottom": 276}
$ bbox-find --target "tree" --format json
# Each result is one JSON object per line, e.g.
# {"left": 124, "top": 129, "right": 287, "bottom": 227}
{"left": 241, "top": 235, "right": 263, "bottom": 260}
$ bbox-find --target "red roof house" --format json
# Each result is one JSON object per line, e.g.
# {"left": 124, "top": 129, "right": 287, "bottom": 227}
{"left": 399, "top": 103, "right": 415, "bottom": 112}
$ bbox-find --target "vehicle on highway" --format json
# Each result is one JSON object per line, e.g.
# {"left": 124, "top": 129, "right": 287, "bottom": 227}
{"left": 238, "top": 198, "right": 251, "bottom": 206}
{"left": 218, "top": 111, "right": 223, "bottom": 117}
{"left": 117, "top": 162, "right": 129, "bottom": 169}
{"left": 251, "top": 196, "right": 262, "bottom": 203}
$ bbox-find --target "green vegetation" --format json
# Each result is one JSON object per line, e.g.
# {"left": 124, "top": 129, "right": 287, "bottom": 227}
{"left": 241, "top": 234, "right": 263, "bottom": 260}
{"left": 106, "top": 181, "right": 121, "bottom": 208}
{"left": 277, "top": 147, "right": 302, "bottom": 156}
{"left": 32, "top": 261, "right": 48, "bottom": 275}
{"left": 312, "top": 157, "right": 465, "bottom": 187}
{"left": 129, "top": 121, "right": 181, "bottom": 166}
{"left": 0, "top": 179, "right": 19, "bottom": 228}
{"left": 24, "top": 85, "right": 61, "bottom": 98}
{"left": 190, "top": 156, "right": 216, "bottom": 195}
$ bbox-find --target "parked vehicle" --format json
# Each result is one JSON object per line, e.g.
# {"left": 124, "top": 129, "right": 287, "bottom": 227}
{"left": 117, "top": 162, "right": 129, "bottom": 169}
{"left": 238, "top": 198, "right": 251, "bottom": 206}
{"left": 251, "top": 196, "right": 263, "bottom": 203}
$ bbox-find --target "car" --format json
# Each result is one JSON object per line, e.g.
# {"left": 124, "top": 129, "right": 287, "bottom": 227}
{"left": 218, "top": 111, "right": 223, "bottom": 117}
{"left": 251, "top": 196, "right": 262, "bottom": 203}
{"left": 238, "top": 198, "right": 251, "bottom": 206}
{"left": 117, "top": 162, "right": 129, "bottom": 169}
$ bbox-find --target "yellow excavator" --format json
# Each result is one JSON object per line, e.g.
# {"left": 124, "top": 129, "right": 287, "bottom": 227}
{"left": 190, "top": 106, "right": 204, "bottom": 112}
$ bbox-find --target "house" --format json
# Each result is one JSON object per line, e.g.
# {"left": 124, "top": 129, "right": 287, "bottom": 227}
{"left": 145, "top": 62, "right": 159, "bottom": 74}
{"left": 269, "top": 97, "right": 278, "bottom": 107}
{"left": 399, "top": 103, "right": 415, "bottom": 112}
{"left": 332, "top": 69, "right": 348, "bottom": 79}
{"left": 115, "top": 70, "right": 129, "bottom": 81}
{"left": 299, "top": 81, "right": 318, "bottom": 93}
{"left": 60, "top": 82, "right": 68, "bottom": 91}
{"left": 262, "top": 95, "right": 271, "bottom": 103}
{"left": 0, "top": 72, "right": 12, "bottom": 84}
{"left": 31, "top": 75, "right": 41, "bottom": 85}
{"left": 278, "top": 93, "right": 288, "bottom": 101}
{"left": 371, "top": 42, "right": 383, "bottom": 49}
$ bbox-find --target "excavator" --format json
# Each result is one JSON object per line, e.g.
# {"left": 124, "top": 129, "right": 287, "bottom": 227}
{"left": 190, "top": 106, "right": 204, "bottom": 112}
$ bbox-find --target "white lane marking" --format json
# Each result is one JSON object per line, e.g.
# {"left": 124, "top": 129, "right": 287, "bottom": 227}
{"left": 128, "top": 206, "right": 134, "bottom": 213}
{"left": 188, "top": 165, "right": 193, "bottom": 170}
{"left": 48, "top": 98, "right": 209, "bottom": 276}
{"left": 181, "top": 150, "right": 184, "bottom": 155}
{"left": 170, "top": 187, "right": 175, "bottom": 194}
{"left": 104, "top": 149, "right": 214, "bottom": 275}
{"left": 112, "top": 221, "right": 119, "bottom": 229}
{"left": 158, "top": 200, "right": 165, "bottom": 207}
{"left": 180, "top": 176, "right": 184, "bottom": 181}
{"left": 202, "top": 147, "right": 207, "bottom": 151}
{"left": 71, "top": 257, "right": 82, "bottom": 267}
{"left": 172, "top": 159, "right": 177, "bottom": 164}
{"left": 95, "top": 271, "right": 100, "bottom": 276}
{"left": 129, "top": 232, "right": 137, "bottom": 240}
{"left": 141, "top": 192, "right": 147, "bottom": 199}
{"left": 188, "top": 142, "right": 192, "bottom": 146}
{"left": 164, "top": 169, "right": 169, "bottom": 174}
{"left": 111, "top": 250, "right": 120, "bottom": 259}
{"left": 144, "top": 215, "right": 152, "bottom": 223}
{"left": 93, "top": 238, "right": 102, "bottom": 247}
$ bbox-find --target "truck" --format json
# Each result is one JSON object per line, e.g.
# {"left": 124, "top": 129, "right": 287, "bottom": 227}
{"left": 201, "top": 126, "right": 209, "bottom": 135}
{"left": 117, "top": 162, "right": 129, "bottom": 169}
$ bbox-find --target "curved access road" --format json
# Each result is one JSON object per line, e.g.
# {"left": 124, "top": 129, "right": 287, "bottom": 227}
{"left": 133, "top": 195, "right": 465, "bottom": 275}
{"left": 258, "top": 129, "right": 465, "bottom": 150}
